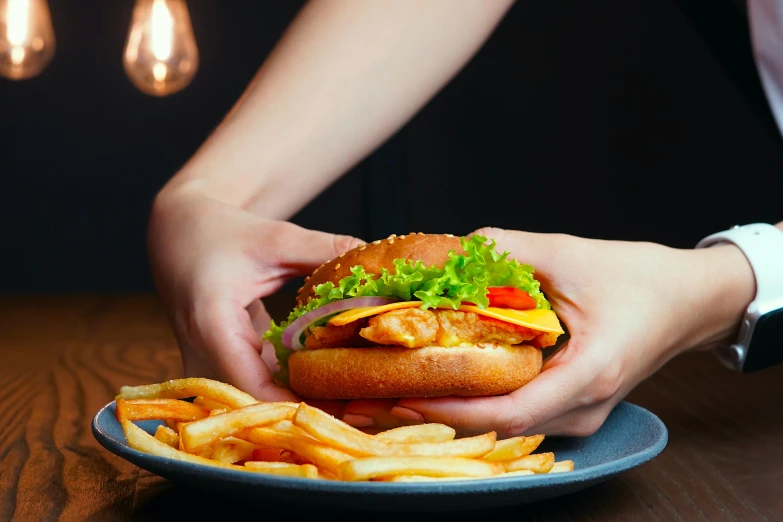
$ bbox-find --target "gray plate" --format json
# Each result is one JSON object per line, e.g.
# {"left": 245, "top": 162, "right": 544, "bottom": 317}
{"left": 92, "top": 400, "right": 667, "bottom": 512}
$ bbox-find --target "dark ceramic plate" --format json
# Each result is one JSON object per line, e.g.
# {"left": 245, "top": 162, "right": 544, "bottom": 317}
{"left": 92, "top": 400, "right": 667, "bottom": 512}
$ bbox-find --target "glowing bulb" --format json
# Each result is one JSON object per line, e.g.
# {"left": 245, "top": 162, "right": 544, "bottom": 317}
{"left": 0, "top": 0, "right": 56, "bottom": 80}
{"left": 123, "top": 0, "right": 198, "bottom": 97}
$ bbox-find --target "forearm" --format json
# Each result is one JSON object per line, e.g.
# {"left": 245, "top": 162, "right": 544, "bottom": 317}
{"left": 161, "top": 0, "right": 514, "bottom": 219}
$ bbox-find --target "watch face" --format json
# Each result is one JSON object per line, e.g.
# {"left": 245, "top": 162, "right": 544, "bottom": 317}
{"left": 743, "top": 308, "right": 783, "bottom": 373}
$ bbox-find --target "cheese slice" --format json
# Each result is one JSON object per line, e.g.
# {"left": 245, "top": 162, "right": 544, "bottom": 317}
{"left": 328, "top": 301, "right": 564, "bottom": 334}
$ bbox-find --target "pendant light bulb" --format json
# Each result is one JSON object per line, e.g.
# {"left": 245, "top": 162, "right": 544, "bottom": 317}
{"left": 0, "top": 0, "right": 56, "bottom": 80}
{"left": 123, "top": 0, "right": 198, "bottom": 97}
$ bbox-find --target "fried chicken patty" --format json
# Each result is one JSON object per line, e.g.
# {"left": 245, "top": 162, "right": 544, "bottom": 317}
{"left": 304, "top": 308, "right": 557, "bottom": 350}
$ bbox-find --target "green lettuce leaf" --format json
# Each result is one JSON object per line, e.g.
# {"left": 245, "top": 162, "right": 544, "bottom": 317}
{"left": 263, "top": 235, "right": 550, "bottom": 385}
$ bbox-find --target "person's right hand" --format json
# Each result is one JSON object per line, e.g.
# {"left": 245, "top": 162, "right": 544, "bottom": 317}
{"left": 147, "top": 184, "right": 363, "bottom": 401}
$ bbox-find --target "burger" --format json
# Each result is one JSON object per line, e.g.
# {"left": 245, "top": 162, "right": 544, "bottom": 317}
{"left": 263, "top": 233, "right": 564, "bottom": 400}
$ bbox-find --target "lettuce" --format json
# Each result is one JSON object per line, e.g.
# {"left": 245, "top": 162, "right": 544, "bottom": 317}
{"left": 263, "top": 235, "right": 550, "bottom": 384}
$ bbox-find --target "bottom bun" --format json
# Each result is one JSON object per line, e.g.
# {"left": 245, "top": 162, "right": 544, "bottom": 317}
{"left": 288, "top": 344, "right": 543, "bottom": 400}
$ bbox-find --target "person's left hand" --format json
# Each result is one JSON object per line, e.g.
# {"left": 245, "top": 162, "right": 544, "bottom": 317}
{"left": 340, "top": 227, "right": 755, "bottom": 437}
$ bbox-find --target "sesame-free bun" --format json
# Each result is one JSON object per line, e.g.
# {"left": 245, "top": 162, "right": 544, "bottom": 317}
{"left": 296, "top": 233, "right": 464, "bottom": 306}
{"left": 288, "top": 344, "right": 542, "bottom": 400}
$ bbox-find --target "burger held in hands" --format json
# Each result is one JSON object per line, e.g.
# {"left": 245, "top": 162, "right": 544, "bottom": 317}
{"left": 264, "top": 233, "right": 564, "bottom": 400}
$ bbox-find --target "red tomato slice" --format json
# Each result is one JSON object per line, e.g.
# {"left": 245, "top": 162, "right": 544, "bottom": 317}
{"left": 486, "top": 287, "right": 536, "bottom": 310}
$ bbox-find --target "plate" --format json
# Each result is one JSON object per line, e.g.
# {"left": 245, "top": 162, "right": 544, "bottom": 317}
{"left": 92, "top": 400, "right": 667, "bottom": 512}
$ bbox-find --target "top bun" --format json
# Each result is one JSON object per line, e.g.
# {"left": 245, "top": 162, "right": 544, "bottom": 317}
{"left": 296, "top": 233, "right": 465, "bottom": 306}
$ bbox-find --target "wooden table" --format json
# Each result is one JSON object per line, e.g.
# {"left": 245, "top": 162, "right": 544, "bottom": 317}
{"left": 2, "top": 294, "right": 782, "bottom": 521}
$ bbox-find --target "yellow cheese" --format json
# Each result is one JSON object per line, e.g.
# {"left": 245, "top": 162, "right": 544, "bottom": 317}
{"left": 328, "top": 301, "right": 564, "bottom": 334}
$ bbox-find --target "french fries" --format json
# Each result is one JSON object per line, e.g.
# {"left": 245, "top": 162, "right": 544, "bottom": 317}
{"left": 121, "top": 419, "right": 318, "bottom": 478}
{"left": 153, "top": 425, "right": 179, "bottom": 448}
{"left": 375, "top": 424, "right": 456, "bottom": 443}
{"left": 117, "top": 378, "right": 257, "bottom": 409}
{"left": 210, "top": 437, "right": 260, "bottom": 464}
{"left": 341, "top": 456, "right": 503, "bottom": 481}
{"left": 501, "top": 452, "right": 556, "bottom": 474}
{"left": 116, "top": 398, "right": 209, "bottom": 423}
{"left": 179, "top": 402, "right": 297, "bottom": 452}
{"left": 114, "top": 378, "right": 575, "bottom": 483}
{"left": 483, "top": 434, "right": 544, "bottom": 462}
{"left": 293, "top": 403, "right": 496, "bottom": 458}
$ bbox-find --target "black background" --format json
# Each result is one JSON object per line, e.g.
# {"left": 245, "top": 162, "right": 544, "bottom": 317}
{"left": 1, "top": 0, "right": 782, "bottom": 293}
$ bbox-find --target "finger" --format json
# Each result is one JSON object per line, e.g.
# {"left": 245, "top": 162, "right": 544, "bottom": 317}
{"left": 342, "top": 399, "right": 411, "bottom": 429}
{"left": 392, "top": 352, "right": 593, "bottom": 437}
{"left": 468, "top": 227, "right": 548, "bottom": 264}
{"left": 273, "top": 223, "right": 365, "bottom": 275}
{"left": 246, "top": 300, "right": 281, "bottom": 373}
{"left": 468, "top": 227, "right": 567, "bottom": 288}
{"left": 195, "top": 298, "right": 298, "bottom": 402}
{"left": 247, "top": 299, "right": 271, "bottom": 335}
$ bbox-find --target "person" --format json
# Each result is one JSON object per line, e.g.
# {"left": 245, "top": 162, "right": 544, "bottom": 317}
{"left": 146, "top": 0, "right": 783, "bottom": 437}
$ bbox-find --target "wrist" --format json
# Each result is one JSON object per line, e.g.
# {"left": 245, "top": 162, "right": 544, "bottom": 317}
{"left": 679, "top": 245, "right": 755, "bottom": 353}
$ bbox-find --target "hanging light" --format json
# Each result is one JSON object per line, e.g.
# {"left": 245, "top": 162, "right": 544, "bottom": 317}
{"left": 0, "top": 0, "right": 56, "bottom": 80}
{"left": 123, "top": 0, "right": 198, "bottom": 97}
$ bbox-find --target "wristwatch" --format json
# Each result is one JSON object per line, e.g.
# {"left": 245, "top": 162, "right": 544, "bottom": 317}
{"left": 695, "top": 223, "right": 783, "bottom": 373}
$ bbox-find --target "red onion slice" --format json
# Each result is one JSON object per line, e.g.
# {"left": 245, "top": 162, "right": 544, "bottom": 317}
{"left": 281, "top": 296, "right": 401, "bottom": 351}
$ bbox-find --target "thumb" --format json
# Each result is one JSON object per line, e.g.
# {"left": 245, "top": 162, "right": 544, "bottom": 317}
{"left": 272, "top": 223, "right": 365, "bottom": 276}
{"left": 469, "top": 226, "right": 565, "bottom": 284}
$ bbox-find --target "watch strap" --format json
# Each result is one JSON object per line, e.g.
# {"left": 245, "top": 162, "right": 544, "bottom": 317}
{"left": 696, "top": 223, "right": 783, "bottom": 304}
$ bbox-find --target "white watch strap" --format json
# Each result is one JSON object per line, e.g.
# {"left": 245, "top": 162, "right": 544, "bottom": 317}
{"left": 696, "top": 223, "right": 783, "bottom": 306}
{"left": 696, "top": 223, "right": 783, "bottom": 371}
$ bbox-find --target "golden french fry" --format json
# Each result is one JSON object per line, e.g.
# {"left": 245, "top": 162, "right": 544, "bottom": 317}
{"left": 211, "top": 437, "right": 259, "bottom": 464}
{"left": 193, "top": 396, "right": 232, "bottom": 411}
{"left": 381, "top": 475, "right": 485, "bottom": 482}
{"left": 251, "top": 447, "right": 286, "bottom": 463}
{"left": 502, "top": 452, "right": 555, "bottom": 474}
{"left": 549, "top": 460, "right": 575, "bottom": 473}
{"left": 164, "top": 419, "right": 179, "bottom": 431}
{"left": 500, "top": 470, "right": 535, "bottom": 477}
{"left": 278, "top": 450, "right": 312, "bottom": 465}
{"left": 244, "top": 461, "right": 319, "bottom": 478}
{"left": 241, "top": 426, "right": 353, "bottom": 475}
{"left": 267, "top": 419, "right": 315, "bottom": 438}
{"left": 293, "top": 403, "right": 495, "bottom": 458}
{"left": 483, "top": 434, "right": 544, "bottom": 462}
{"left": 116, "top": 378, "right": 258, "bottom": 409}
{"left": 341, "top": 456, "right": 503, "bottom": 482}
{"left": 115, "top": 399, "right": 210, "bottom": 423}
{"left": 122, "top": 419, "right": 316, "bottom": 478}
{"left": 180, "top": 403, "right": 296, "bottom": 452}
{"left": 380, "top": 469, "right": 536, "bottom": 481}
{"left": 318, "top": 468, "right": 339, "bottom": 480}
{"left": 209, "top": 408, "right": 230, "bottom": 416}
{"left": 375, "top": 424, "right": 456, "bottom": 443}
{"left": 153, "top": 425, "right": 179, "bottom": 448}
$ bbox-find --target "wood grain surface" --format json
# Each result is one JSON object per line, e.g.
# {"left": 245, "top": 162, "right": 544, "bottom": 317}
{"left": 1, "top": 294, "right": 781, "bottom": 521}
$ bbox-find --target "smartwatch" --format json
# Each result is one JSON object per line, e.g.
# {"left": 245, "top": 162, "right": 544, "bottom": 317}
{"left": 695, "top": 223, "right": 783, "bottom": 373}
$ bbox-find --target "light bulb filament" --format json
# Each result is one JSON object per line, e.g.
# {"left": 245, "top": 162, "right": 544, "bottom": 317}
{"left": 151, "top": 0, "right": 173, "bottom": 61}
{"left": 7, "top": 0, "right": 30, "bottom": 46}
{"left": 152, "top": 61, "right": 166, "bottom": 82}
{"left": 10, "top": 45, "right": 24, "bottom": 64}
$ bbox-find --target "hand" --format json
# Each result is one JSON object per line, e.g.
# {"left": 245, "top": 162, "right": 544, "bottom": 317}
{"left": 147, "top": 184, "right": 362, "bottom": 402}
{"left": 342, "top": 227, "right": 755, "bottom": 436}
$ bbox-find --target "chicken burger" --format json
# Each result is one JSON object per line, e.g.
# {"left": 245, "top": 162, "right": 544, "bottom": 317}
{"left": 263, "top": 233, "right": 564, "bottom": 400}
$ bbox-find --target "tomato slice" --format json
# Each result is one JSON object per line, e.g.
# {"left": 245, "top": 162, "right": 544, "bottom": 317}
{"left": 486, "top": 287, "right": 536, "bottom": 310}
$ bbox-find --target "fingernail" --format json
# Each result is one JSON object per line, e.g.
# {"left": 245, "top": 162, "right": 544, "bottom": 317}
{"left": 390, "top": 406, "right": 425, "bottom": 422}
{"left": 342, "top": 414, "right": 374, "bottom": 428}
